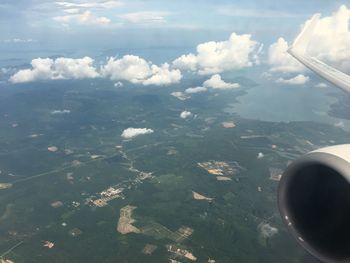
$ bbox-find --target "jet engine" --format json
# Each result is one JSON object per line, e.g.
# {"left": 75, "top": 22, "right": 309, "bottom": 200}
{"left": 278, "top": 144, "right": 350, "bottom": 263}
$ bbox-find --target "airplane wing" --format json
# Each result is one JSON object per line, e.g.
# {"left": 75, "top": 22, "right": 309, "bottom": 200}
{"left": 288, "top": 14, "right": 350, "bottom": 93}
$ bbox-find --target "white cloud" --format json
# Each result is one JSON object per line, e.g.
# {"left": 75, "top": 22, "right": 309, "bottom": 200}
{"left": 257, "top": 152, "right": 264, "bottom": 159}
{"left": 121, "top": 128, "right": 154, "bottom": 139}
{"left": 268, "top": 38, "right": 305, "bottom": 73}
{"left": 114, "top": 81, "right": 123, "bottom": 87}
{"left": 10, "top": 55, "right": 181, "bottom": 86}
{"left": 306, "top": 5, "right": 350, "bottom": 71}
{"left": 56, "top": 1, "right": 123, "bottom": 9}
{"left": 54, "top": 11, "right": 111, "bottom": 25}
{"left": 142, "top": 63, "right": 182, "bottom": 86}
{"left": 10, "top": 57, "right": 99, "bottom": 83}
{"left": 261, "top": 71, "right": 273, "bottom": 80}
{"left": 335, "top": 121, "right": 345, "bottom": 128}
{"left": 64, "top": 8, "right": 80, "bottom": 14}
{"left": 173, "top": 53, "right": 197, "bottom": 71}
{"left": 101, "top": 55, "right": 150, "bottom": 83}
{"left": 101, "top": 55, "right": 181, "bottom": 86}
{"left": 269, "top": 5, "right": 350, "bottom": 73}
{"left": 258, "top": 223, "right": 278, "bottom": 238}
{"left": 203, "top": 74, "right": 240, "bottom": 90}
{"left": 315, "top": 82, "right": 327, "bottom": 88}
{"left": 185, "top": 86, "right": 207, "bottom": 94}
{"left": 119, "top": 11, "right": 169, "bottom": 24}
{"left": 51, "top": 109, "right": 71, "bottom": 114}
{"left": 1, "top": 67, "right": 15, "bottom": 75}
{"left": 3, "top": 38, "right": 34, "bottom": 43}
{"left": 218, "top": 6, "right": 295, "bottom": 18}
{"left": 173, "top": 33, "right": 262, "bottom": 75}
{"left": 180, "top": 111, "right": 192, "bottom": 119}
{"left": 170, "top": 91, "right": 190, "bottom": 101}
{"left": 276, "top": 74, "right": 309, "bottom": 85}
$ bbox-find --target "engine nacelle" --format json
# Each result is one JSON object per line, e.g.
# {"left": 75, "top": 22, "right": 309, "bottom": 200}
{"left": 278, "top": 144, "right": 350, "bottom": 263}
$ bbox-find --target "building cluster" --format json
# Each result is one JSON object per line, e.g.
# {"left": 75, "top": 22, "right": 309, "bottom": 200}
{"left": 167, "top": 244, "right": 197, "bottom": 261}
{"left": 269, "top": 168, "right": 283, "bottom": 181}
{"left": 198, "top": 160, "right": 242, "bottom": 176}
{"left": 101, "top": 187, "right": 124, "bottom": 198}
{"left": 93, "top": 187, "right": 125, "bottom": 207}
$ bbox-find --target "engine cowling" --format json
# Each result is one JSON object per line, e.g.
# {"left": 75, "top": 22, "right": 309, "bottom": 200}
{"left": 278, "top": 144, "right": 350, "bottom": 263}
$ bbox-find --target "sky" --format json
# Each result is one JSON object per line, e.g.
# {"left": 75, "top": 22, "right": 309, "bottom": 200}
{"left": 0, "top": 0, "right": 347, "bottom": 50}
{"left": 2, "top": 0, "right": 350, "bottom": 89}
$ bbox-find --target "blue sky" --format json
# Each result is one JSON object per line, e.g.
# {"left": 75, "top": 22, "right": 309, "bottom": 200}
{"left": 1, "top": 0, "right": 348, "bottom": 53}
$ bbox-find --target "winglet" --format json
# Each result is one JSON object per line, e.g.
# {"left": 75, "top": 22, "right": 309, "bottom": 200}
{"left": 288, "top": 14, "right": 321, "bottom": 54}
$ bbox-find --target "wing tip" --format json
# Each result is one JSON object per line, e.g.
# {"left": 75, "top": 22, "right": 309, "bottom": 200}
{"left": 289, "top": 13, "right": 321, "bottom": 53}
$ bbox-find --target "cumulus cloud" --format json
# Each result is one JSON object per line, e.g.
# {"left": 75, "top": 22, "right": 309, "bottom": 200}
{"left": 203, "top": 74, "right": 240, "bottom": 89}
{"left": 173, "top": 53, "right": 197, "bottom": 71}
{"left": 185, "top": 86, "right": 207, "bottom": 94}
{"left": 268, "top": 38, "right": 305, "bottom": 73}
{"left": 306, "top": 5, "right": 350, "bottom": 71}
{"left": 101, "top": 55, "right": 150, "bottom": 83}
{"left": 121, "top": 128, "right": 154, "bottom": 139}
{"left": 10, "top": 57, "right": 99, "bottom": 83}
{"left": 180, "top": 111, "right": 192, "bottom": 119}
{"left": 142, "top": 64, "right": 182, "bottom": 86}
{"left": 101, "top": 55, "right": 182, "bottom": 86}
{"left": 269, "top": 5, "right": 350, "bottom": 73}
{"left": 119, "top": 11, "right": 169, "bottom": 24}
{"left": 173, "top": 33, "right": 262, "bottom": 75}
{"left": 10, "top": 55, "right": 181, "bottom": 86}
{"left": 54, "top": 11, "right": 111, "bottom": 25}
{"left": 276, "top": 74, "right": 309, "bottom": 85}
